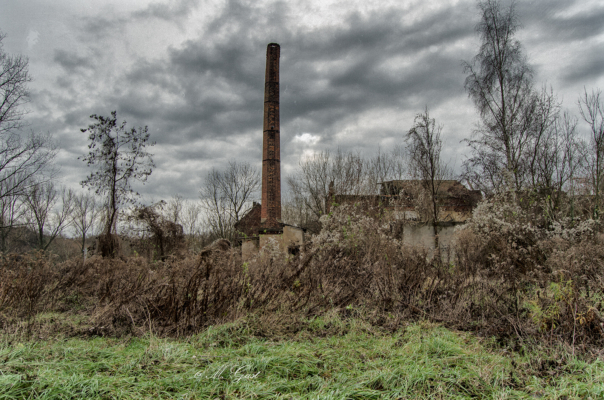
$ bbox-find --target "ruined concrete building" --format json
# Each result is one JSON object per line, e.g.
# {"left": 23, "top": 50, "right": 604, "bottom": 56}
{"left": 378, "top": 180, "right": 482, "bottom": 222}
{"left": 327, "top": 180, "right": 481, "bottom": 251}
{"left": 236, "top": 45, "right": 481, "bottom": 257}
{"left": 235, "top": 43, "right": 304, "bottom": 259}
{"left": 328, "top": 180, "right": 481, "bottom": 223}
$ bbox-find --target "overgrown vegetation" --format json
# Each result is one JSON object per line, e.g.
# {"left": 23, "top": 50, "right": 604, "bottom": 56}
{"left": 1, "top": 2, "right": 604, "bottom": 395}
{"left": 1, "top": 196, "right": 603, "bottom": 356}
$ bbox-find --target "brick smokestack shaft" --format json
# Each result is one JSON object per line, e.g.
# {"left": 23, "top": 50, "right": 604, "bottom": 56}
{"left": 261, "top": 43, "right": 281, "bottom": 223}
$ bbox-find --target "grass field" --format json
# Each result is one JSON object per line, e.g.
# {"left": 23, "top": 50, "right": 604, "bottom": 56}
{"left": 1, "top": 314, "right": 602, "bottom": 399}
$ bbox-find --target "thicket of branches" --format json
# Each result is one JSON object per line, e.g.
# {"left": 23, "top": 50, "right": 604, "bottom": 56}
{"left": 461, "top": 0, "right": 595, "bottom": 213}
{"left": 2, "top": 200, "right": 603, "bottom": 353}
{"left": 285, "top": 147, "right": 406, "bottom": 231}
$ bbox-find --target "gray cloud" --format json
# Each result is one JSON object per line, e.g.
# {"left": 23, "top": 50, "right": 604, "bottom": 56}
{"left": 562, "top": 44, "right": 604, "bottom": 84}
{"left": 132, "top": 0, "right": 199, "bottom": 22}
{"left": 1, "top": 0, "right": 603, "bottom": 202}
{"left": 520, "top": 0, "right": 604, "bottom": 42}
{"left": 53, "top": 49, "right": 93, "bottom": 73}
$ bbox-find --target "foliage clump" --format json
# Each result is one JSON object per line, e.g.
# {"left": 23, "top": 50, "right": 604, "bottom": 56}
{"left": 80, "top": 111, "right": 155, "bottom": 258}
{"left": 1, "top": 196, "right": 603, "bottom": 353}
{"left": 125, "top": 201, "right": 186, "bottom": 261}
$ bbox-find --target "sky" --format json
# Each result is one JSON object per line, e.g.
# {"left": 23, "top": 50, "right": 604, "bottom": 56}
{"left": 0, "top": 0, "right": 603, "bottom": 204}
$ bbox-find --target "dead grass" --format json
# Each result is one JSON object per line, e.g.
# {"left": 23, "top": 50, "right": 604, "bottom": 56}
{"left": 1, "top": 204, "right": 603, "bottom": 354}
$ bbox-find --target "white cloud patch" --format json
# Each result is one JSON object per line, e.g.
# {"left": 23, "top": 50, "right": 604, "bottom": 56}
{"left": 26, "top": 30, "right": 39, "bottom": 49}
{"left": 300, "top": 148, "right": 319, "bottom": 162}
{"left": 293, "top": 133, "right": 321, "bottom": 145}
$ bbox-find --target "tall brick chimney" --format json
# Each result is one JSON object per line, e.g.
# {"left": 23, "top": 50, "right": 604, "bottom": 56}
{"left": 261, "top": 43, "right": 281, "bottom": 227}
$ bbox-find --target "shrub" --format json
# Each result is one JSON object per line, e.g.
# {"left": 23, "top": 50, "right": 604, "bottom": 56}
{"left": 0, "top": 197, "right": 602, "bottom": 350}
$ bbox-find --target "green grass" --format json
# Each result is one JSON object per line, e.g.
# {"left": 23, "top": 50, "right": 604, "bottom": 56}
{"left": 1, "top": 316, "right": 603, "bottom": 399}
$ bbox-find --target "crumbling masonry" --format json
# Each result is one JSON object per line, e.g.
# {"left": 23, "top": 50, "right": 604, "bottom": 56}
{"left": 236, "top": 43, "right": 305, "bottom": 260}
{"left": 261, "top": 43, "right": 282, "bottom": 230}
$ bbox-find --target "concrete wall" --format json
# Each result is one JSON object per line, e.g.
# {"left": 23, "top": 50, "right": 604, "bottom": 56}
{"left": 401, "top": 224, "right": 457, "bottom": 248}
{"left": 242, "top": 223, "right": 457, "bottom": 261}
{"left": 241, "top": 239, "right": 259, "bottom": 261}
{"left": 401, "top": 223, "right": 461, "bottom": 260}
{"left": 283, "top": 226, "right": 303, "bottom": 248}
{"left": 259, "top": 233, "right": 282, "bottom": 251}
{"left": 386, "top": 209, "right": 471, "bottom": 223}
{"left": 242, "top": 225, "right": 305, "bottom": 260}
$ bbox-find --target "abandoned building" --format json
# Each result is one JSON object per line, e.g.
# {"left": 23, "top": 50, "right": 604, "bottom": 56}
{"left": 328, "top": 179, "right": 482, "bottom": 251}
{"left": 379, "top": 179, "right": 481, "bottom": 250}
{"left": 330, "top": 180, "right": 481, "bottom": 222}
{"left": 378, "top": 179, "right": 482, "bottom": 222}
{"left": 236, "top": 43, "right": 304, "bottom": 260}
{"left": 236, "top": 44, "right": 482, "bottom": 257}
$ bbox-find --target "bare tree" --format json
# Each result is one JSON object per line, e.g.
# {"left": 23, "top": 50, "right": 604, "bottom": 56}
{"left": 287, "top": 151, "right": 332, "bottom": 220}
{"left": 287, "top": 148, "right": 407, "bottom": 230}
{"left": 24, "top": 181, "right": 74, "bottom": 250}
{"left": 0, "top": 177, "right": 26, "bottom": 252}
{"left": 406, "top": 107, "right": 450, "bottom": 249}
{"left": 287, "top": 149, "right": 368, "bottom": 220}
{"left": 0, "top": 30, "right": 58, "bottom": 252}
{"left": 164, "top": 194, "right": 184, "bottom": 225}
{"left": 200, "top": 161, "right": 260, "bottom": 241}
{"left": 80, "top": 111, "right": 155, "bottom": 257}
{"left": 526, "top": 86, "right": 561, "bottom": 190}
{"left": 281, "top": 192, "right": 321, "bottom": 232}
{"left": 71, "top": 192, "right": 100, "bottom": 258}
{"left": 179, "top": 199, "right": 205, "bottom": 251}
{"left": 461, "top": 144, "right": 505, "bottom": 195}
{"left": 532, "top": 111, "right": 586, "bottom": 221}
{"left": 218, "top": 161, "right": 260, "bottom": 223}
{"left": 201, "top": 169, "right": 233, "bottom": 241}
{"left": 578, "top": 87, "right": 604, "bottom": 218}
{"left": 0, "top": 31, "right": 29, "bottom": 135}
{"left": 462, "top": 0, "right": 538, "bottom": 192}
{"left": 0, "top": 32, "right": 56, "bottom": 203}
{"left": 180, "top": 199, "right": 202, "bottom": 236}
{"left": 365, "top": 146, "right": 407, "bottom": 190}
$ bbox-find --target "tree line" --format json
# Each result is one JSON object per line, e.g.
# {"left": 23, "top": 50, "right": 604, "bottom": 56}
{"left": 0, "top": 29, "right": 157, "bottom": 257}
{"left": 0, "top": 0, "right": 603, "bottom": 258}
{"left": 241, "top": 0, "right": 604, "bottom": 239}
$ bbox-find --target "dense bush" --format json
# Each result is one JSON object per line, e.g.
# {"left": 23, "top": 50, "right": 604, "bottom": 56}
{"left": 1, "top": 196, "right": 603, "bottom": 351}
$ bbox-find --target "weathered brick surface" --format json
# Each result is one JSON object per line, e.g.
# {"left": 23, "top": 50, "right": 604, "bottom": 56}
{"left": 233, "top": 203, "right": 261, "bottom": 238}
{"left": 261, "top": 43, "right": 281, "bottom": 224}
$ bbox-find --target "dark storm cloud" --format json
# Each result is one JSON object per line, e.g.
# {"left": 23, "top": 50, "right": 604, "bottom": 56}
{"left": 545, "top": 8, "right": 604, "bottom": 41}
{"left": 81, "top": 17, "right": 125, "bottom": 42}
{"left": 273, "top": 5, "right": 475, "bottom": 138}
{"left": 562, "top": 46, "right": 604, "bottom": 84}
{"left": 106, "top": 0, "right": 477, "bottom": 159}
{"left": 52, "top": 0, "right": 481, "bottom": 201}
{"left": 513, "top": 0, "right": 604, "bottom": 89}
{"left": 204, "top": 0, "right": 291, "bottom": 39}
{"left": 519, "top": 0, "right": 604, "bottom": 42}
{"left": 3, "top": 0, "right": 602, "bottom": 202}
{"left": 53, "top": 49, "right": 93, "bottom": 73}
{"left": 133, "top": 0, "right": 199, "bottom": 22}
{"left": 81, "top": 0, "right": 199, "bottom": 41}
{"left": 103, "top": 8, "right": 275, "bottom": 144}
